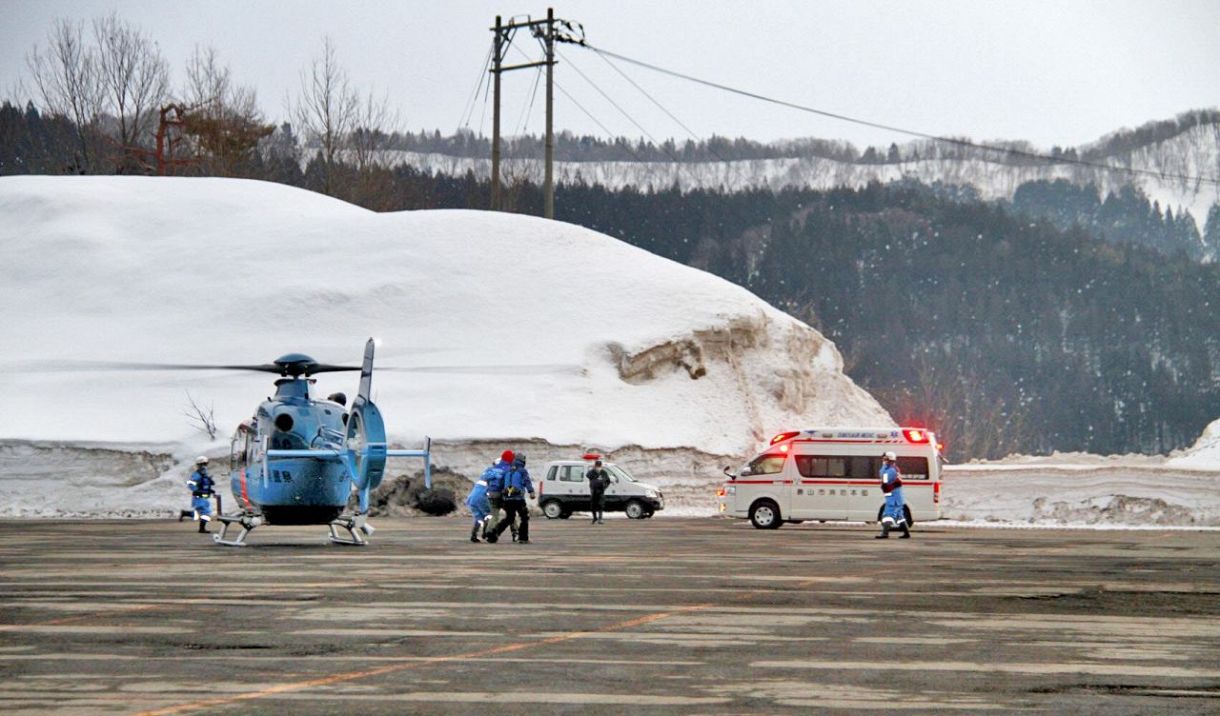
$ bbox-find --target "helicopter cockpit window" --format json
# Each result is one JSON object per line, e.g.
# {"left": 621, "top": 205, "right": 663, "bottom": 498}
{"left": 231, "top": 426, "right": 253, "bottom": 470}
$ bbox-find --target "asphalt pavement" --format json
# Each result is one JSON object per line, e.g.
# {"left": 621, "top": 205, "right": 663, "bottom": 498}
{"left": 1, "top": 517, "right": 1218, "bottom": 714}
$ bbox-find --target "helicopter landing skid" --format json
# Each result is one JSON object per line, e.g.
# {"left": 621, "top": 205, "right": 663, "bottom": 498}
{"left": 212, "top": 513, "right": 262, "bottom": 547}
{"left": 328, "top": 513, "right": 374, "bottom": 546}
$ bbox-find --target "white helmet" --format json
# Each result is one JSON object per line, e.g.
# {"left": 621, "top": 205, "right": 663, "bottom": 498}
{"left": 195, "top": 456, "right": 209, "bottom": 465}
{"left": 883, "top": 451, "right": 897, "bottom": 461}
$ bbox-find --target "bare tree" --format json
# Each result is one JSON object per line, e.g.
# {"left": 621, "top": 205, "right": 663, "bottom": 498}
{"left": 24, "top": 18, "right": 103, "bottom": 168}
{"left": 184, "top": 392, "right": 218, "bottom": 440}
{"left": 179, "top": 45, "right": 271, "bottom": 175}
{"left": 92, "top": 12, "right": 169, "bottom": 157}
{"left": 348, "top": 90, "right": 399, "bottom": 172}
{"left": 292, "top": 36, "right": 358, "bottom": 193}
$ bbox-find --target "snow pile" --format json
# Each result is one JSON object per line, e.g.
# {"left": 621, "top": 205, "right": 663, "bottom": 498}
{"left": 1167, "top": 417, "right": 1220, "bottom": 471}
{"left": 0, "top": 175, "right": 889, "bottom": 516}
{"left": 941, "top": 464, "right": 1220, "bottom": 528}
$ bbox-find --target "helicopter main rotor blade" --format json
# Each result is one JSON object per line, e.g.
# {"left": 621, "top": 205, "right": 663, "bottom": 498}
{"left": 8, "top": 360, "right": 580, "bottom": 376}
{"left": 308, "top": 364, "right": 363, "bottom": 374}
{"left": 7, "top": 360, "right": 289, "bottom": 373}
{"left": 381, "top": 364, "right": 584, "bottom": 375}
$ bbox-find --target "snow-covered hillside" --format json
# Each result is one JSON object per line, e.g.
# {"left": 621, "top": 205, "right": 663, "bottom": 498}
{"left": 378, "top": 120, "right": 1220, "bottom": 233}
{"left": 0, "top": 175, "right": 889, "bottom": 513}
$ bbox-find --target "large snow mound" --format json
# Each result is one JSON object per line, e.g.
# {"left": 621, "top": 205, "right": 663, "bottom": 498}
{"left": 0, "top": 176, "right": 889, "bottom": 460}
{"left": 1167, "top": 417, "right": 1220, "bottom": 470}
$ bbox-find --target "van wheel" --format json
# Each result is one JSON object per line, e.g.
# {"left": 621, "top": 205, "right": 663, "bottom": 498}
{"left": 749, "top": 500, "right": 782, "bottom": 529}
{"left": 541, "top": 500, "right": 565, "bottom": 519}
{"left": 625, "top": 500, "right": 646, "bottom": 519}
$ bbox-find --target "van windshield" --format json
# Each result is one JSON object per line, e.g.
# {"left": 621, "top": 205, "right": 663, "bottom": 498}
{"left": 607, "top": 465, "right": 635, "bottom": 483}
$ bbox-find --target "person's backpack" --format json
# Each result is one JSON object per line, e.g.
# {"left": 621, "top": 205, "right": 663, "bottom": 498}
{"left": 480, "top": 464, "right": 506, "bottom": 492}
{"left": 502, "top": 468, "right": 525, "bottom": 498}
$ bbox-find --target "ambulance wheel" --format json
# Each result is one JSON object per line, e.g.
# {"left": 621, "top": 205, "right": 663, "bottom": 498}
{"left": 749, "top": 500, "right": 782, "bottom": 529}
{"left": 541, "top": 500, "right": 565, "bottom": 519}
{"left": 625, "top": 500, "right": 646, "bottom": 519}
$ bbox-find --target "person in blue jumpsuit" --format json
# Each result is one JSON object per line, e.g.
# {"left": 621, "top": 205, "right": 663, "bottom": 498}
{"left": 465, "top": 475, "right": 492, "bottom": 543}
{"left": 486, "top": 453, "right": 535, "bottom": 544}
{"left": 187, "top": 456, "right": 215, "bottom": 534}
{"left": 877, "top": 451, "right": 910, "bottom": 539}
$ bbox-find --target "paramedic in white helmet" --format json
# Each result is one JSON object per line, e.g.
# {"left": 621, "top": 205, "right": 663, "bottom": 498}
{"left": 186, "top": 456, "right": 216, "bottom": 534}
{"left": 877, "top": 451, "right": 911, "bottom": 539}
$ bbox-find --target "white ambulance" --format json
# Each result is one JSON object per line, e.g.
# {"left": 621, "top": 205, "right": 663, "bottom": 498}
{"left": 718, "top": 427, "right": 943, "bottom": 529}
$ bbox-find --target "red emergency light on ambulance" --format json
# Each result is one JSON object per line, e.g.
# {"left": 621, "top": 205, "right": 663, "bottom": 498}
{"left": 718, "top": 427, "right": 943, "bottom": 529}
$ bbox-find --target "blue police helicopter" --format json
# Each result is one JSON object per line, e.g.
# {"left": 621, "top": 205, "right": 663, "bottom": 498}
{"left": 210, "top": 337, "right": 431, "bottom": 546}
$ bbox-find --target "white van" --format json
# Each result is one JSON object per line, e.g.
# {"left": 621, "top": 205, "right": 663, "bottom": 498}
{"left": 538, "top": 459, "right": 665, "bottom": 519}
{"left": 719, "top": 427, "right": 943, "bottom": 529}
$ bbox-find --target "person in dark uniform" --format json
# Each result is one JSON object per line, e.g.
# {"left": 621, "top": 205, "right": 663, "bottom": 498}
{"left": 586, "top": 460, "right": 609, "bottom": 524}
{"left": 487, "top": 453, "right": 535, "bottom": 544}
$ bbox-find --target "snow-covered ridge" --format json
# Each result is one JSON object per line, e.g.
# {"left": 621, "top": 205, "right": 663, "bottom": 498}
{"left": 373, "top": 121, "right": 1220, "bottom": 231}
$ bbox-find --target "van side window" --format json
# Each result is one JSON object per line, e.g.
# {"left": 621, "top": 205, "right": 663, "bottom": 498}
{"left": 560, "top": 466, "right": 584, "bottom": 482}
{"left": 896, "top": 457, "right": 929, "bottom": 479}
{"left": 745, "top": 453, "right": 786, "bottom": 475}
{"left": 546, "top": 466, "right": 558, "bottom": 481}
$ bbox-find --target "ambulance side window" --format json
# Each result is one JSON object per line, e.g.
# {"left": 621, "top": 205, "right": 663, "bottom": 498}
{"left": 795, "top": 456, "right": 846, "bottom": 478}
{"left": 745, "top": 453, "right": 786, "bottom": 475}
{"left": 847, "top": 456, "right": 874, "bottom": 479}
{"left": 897, "top": 457, "right": 929, "bottom": 479}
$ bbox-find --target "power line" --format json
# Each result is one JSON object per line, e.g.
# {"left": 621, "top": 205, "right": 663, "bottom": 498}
{"left": 579, "top": 44, "right": 1220, "bottom": 188}
{"left": 557, "top": 48, "right": 680, "bottom": 163}
{"left": 460, "top": 43, "right": 494, "bottom": 130}
{"left": 507, "top": 42, "right": 649, "bottom": 163}
{"left": 515, "top": 65, "right": 543, "bottom": 137}
{"left": 593, "top": 48, "right": 727, "bottom": 164}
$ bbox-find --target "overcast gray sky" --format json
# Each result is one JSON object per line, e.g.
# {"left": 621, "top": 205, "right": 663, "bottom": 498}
{"left": 3, "top": 0, "right": 1218, "bottom": 150}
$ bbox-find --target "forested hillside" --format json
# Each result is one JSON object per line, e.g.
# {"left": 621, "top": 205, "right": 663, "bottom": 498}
{"left": 3, "top": 102, "right": 1219, "bottom": 459}
{"left": 544, "top": 181, "right": 1220, "bottom": 459}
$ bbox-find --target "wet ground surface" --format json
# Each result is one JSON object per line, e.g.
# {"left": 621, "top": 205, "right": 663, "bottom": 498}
{"left": 1, "top": 518, "right": 1218, "bottom": 714}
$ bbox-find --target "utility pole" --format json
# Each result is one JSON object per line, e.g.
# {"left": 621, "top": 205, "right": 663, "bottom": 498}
{"left": 543, "top": 7, "right": 555, "bottom": 220}
{"left": 488, "top": 8, "right": 584, "bottom": 218}
{"left": 491, "top": 15, "right": 504, "bottom": 212}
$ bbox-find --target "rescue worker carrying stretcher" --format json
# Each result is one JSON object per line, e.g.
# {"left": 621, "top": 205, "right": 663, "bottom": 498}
{"left": 877, "top": 451, "right": 911, "bottom": 539}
